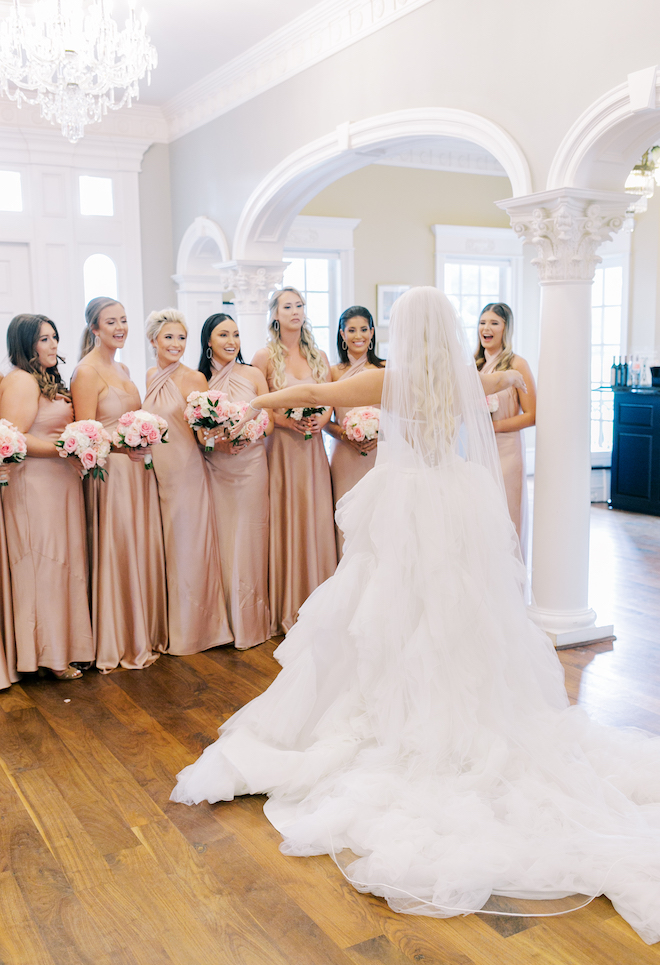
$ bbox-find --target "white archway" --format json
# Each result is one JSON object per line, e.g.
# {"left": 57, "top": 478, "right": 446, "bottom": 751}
{"left": 232, "top": 107, "right": 532, "bottom": 262}
{"left": 547, "top": 65, "right": 660, "bottom": 191}
{"left": 173, "top": 216, "right": 232, "bottom": 367}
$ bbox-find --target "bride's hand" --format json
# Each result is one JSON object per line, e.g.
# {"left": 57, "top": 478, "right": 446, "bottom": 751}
{"left": 503, "top": 370, "right": 527, "bottom": 395}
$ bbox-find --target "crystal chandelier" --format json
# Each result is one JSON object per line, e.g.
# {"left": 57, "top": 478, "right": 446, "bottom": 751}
{"left": 625, "top": 146, "right": 660, "bottom": 214}
{"left": 0, "top": 0, "right": 157, "bottom": 143}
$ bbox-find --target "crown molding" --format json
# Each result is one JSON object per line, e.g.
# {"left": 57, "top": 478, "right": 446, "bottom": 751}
{"left": 0, "top": 99, "right": 169, "bottom": 144}
{"left": 164, "top": 0, "right": 434, "bottom": 142}
{"left": 375, "top": 140, "right": 508, "bottom": 177}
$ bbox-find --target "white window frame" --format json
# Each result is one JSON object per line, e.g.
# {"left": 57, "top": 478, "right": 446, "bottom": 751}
{"left": 432, "top": 224, "right": 524, "bottom": 348}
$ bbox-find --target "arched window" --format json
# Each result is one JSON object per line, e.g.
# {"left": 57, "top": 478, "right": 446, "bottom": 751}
{"left": 83, "top": 254, "right": 118, "bottom": 305}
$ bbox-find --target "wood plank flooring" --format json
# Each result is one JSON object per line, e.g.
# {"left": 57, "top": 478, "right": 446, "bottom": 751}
{"left": 1, "top": 503, "right": 660, "bottom": 964}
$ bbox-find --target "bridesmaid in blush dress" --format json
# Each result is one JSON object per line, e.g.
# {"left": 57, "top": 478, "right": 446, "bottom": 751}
{"left": 252, "top": 287, "right": 336, "bottom": 636}
{"left": 144, "top": 308, "right": 233, "bottom": 654}
{"left": 475, "top": 303, "right": 536, "bottom": 563}
{"left": 0, "top": 315, "right": 94, "bottom": 679}
{"left": 324, "top": 306, "right": 385, "bottom": 557}
{"left": 71, "top": 297, "right": 167, "bottom": 672}
{"left": 198, "top": 313, "right": 273, "bottom": 649}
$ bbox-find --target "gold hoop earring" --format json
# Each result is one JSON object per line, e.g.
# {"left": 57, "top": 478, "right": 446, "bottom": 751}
{"left": 369, "top": 337, "right": 374, "bottom": 350}
{"left": 341, "top": 339, "right": 347, "bottom": 350}
{"left": 273, "top": 319, "right": 279, "bottom": 332}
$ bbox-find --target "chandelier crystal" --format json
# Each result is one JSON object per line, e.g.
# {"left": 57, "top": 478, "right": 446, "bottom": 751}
{"left": 0, "top": 0, "right": 157, "bottom": 142}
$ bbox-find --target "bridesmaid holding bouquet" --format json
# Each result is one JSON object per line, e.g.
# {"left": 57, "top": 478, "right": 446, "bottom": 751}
{"left": 252, "top": 287, "right": 336, "bottom": 635}
{"left": 71, "top": 297, "right": 167, "bottom": 672}
{"left": 199, "top": 313, "right": 273, "bottom": 649}
{"left": 0, "top": 315, "right": 94, "bottom": 678}
{"left": 144, "top": 308, "right": 233, "bottom": 654}
{"left": 475, "top": 303, "right": 536, "bottom": 562}
{"left": 324, "top": 306, "right": 385, "bottom": 556}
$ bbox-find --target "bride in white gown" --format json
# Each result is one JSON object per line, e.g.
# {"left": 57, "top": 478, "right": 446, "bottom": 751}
{"left": 172, "top": 287, "right": 660, "bottom": 944}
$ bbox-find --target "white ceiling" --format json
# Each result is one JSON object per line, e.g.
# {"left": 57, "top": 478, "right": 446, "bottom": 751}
{"left": 112, "top": 0, "right": 321, "bottom": 105}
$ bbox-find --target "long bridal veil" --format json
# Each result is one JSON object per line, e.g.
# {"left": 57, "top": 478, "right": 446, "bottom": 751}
{"left": 172, "top": 287, "right": 660, "bottom": 944}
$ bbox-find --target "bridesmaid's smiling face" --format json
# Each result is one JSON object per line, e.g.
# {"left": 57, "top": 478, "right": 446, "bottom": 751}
{"left": 341, "top": 317, "right": 371, "bottom": 358}
{"left": 209, "top": 319, "right": 240, "bottom": 365}
{"left": 274, "top": 291, "right": 305, "bottom": 335}
{"left": 478, "top": 310, "right": 505, "bottom": 354}
{"left": 154, "top": 322, "right": 187, "bottom": 367}
{"left": 95, "top": 302, "right": 127, "bottom": 352}
{"left": 34, "top": 321, "right": 59, "bottom": 369}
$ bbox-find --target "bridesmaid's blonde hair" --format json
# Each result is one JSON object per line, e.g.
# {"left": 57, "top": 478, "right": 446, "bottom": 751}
{"left": 80, "top": 296, "right": 123, "bottom": 359}
{"left": 267, "top": 287, "right": 328, "bottom": 390}
{"left": 146, "top": 307, "right": 188, "bottom": 344}
{"left": 474, "top": 302, "right": 515, "bottom": 372}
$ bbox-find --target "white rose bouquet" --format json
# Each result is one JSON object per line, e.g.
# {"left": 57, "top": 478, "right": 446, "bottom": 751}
{"left": 342, "top": 406, "right": 380, "bottom": 454}
{"left": 285, "top": 406, "right": 328, "bottom": 441}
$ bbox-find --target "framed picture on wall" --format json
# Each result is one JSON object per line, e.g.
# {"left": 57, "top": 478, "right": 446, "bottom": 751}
{"left": 377, "top": 284, "right": 410, "bottom": 326}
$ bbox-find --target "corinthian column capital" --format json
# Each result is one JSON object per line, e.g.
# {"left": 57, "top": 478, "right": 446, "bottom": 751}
{"left": 214, "top": 260, "right": 286, "bottom": 314}
{"left": 497, "top": 188, "right": 632, "bottom": 284}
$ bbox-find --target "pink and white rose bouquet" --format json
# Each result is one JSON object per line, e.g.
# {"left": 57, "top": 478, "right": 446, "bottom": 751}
{"left": 55, "top": 420, "right": 111, "bottom": 480}
{"left": 230, "top": 404, "right": 269, "bottom": 445}
{"left": 284, "top": 406, "right": 328, "bottom": 441}
{"left": 112, "top": 409, "right": 169, "bottom": 469}
{"left": 0, "top": 419, "right": 27, "bottom": 485}
{"left": 486, "top": 394, "right": 500, "bottom": 414}
{"left": 184, "top": 390, "right": 244, "bottom": 451}
{"left": 342, "top": 406, "right": 380, "bottom": 454}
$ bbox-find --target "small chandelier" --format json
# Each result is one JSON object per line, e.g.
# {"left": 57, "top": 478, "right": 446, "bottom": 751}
{"left": 0, "top": 0, "right": 157, "bottom": 143}
{"left": 625, "top": 146, "right": 660, "bottom": 214}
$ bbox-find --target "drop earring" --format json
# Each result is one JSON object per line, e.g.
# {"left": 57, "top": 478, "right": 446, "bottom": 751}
{"left": 369, "top": 337, "right": 374, "bottom": 349}
{"left": 341, "top": 339, "right": 347, "bottom": 350}
{"left": 94, "top": 335, "right": 101, "bottom": 348}
{"left": 273, "top": 319, "right": 280, "bottom": 332}
{"left": 206, "top": 346, "right": 213, "bottom": 359}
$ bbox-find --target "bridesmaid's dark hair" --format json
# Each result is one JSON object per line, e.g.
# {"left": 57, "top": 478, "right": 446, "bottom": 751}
{"left": 7, "top": 313, "right": 71, "bottom": 401}
{"left": 336, "top": 306, "right": 385, "bottom": 368}
{"left": 80, "top": 296, "right": 123, "bottom": 359}
{"left": 474, "top": 303, "right": 515, "bottom": 372}
{"left": 198, "top": 313, "right": 245, "bottom": 380}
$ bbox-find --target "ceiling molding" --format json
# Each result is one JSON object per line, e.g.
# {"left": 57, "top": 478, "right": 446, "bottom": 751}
{"left": 0, "top": 99, "right": 169, "bottom": 144}
{"left": 163, "top": 0, "right": 435, "bottom": 142}
{"left": 375, "top": 140, "right": 508, "bottom": 177}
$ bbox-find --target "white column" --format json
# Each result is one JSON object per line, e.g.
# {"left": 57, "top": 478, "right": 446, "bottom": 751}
{"left": 215, "top": 260, "right": 286, "bottom": 361}
{"left": 497, "top": 189, "right": 631, "bottom": 648}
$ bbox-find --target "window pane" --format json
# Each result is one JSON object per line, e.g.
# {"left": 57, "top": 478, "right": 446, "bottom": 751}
{"left": 283, "top": 259, "right": 305, "bottom": 291}
{"left": 444, "top": 263, "right": 460, "bottom": 293}
{"left": 602, "top": 306, "right": 621, "bottom": 344}
{"left": 79, "top": 176, "right": 114, "bottom": 216}
{"left": 480, "top": 265, "right": 499, "bottom": 293}
{"left": 306, "top": 291, "right": 329, "bottom": 327}
{"left": 461, "top": 264, "right": 479, "bottom": 294}
{"left": 603, "top": 266, "right": 622, "bottom": 306}
{"left": 305, "top": 258, "right": 328, "bottom": 292}
{"left": 592, "top": 268, "right": 604, "bottom": 306}
{"left": 313, "top": 326, "right": 329, "bottom": 355}
{"left": 83, "top": 254, "right": 118, "bottom": 304}
{"left": 0, "top": 172, "right": 22, "bottom": 211}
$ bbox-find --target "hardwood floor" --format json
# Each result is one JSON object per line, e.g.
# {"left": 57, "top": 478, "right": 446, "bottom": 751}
{"left": 1, "top": 504, "right": 660, "bottom": 964}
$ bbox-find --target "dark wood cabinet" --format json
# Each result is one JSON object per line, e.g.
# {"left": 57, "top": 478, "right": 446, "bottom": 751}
{"left": 611, "top": 388, "right": 660, "bottom": 514}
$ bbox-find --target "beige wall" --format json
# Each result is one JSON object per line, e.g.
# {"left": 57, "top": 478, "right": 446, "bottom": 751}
{"left": 302, "top": 165, "right": 511, "bottom": 315}
{"left": 139, "top": 143, "right": 176, "bottom": 318}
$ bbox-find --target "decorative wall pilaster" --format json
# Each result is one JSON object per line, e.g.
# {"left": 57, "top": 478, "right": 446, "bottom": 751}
{"left": 215, "top": 260, "right": 286, "bottom": 359}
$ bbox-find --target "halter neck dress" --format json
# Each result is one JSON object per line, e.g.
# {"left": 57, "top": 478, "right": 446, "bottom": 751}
{"left": 205, "top": 359, "right": 269, "bottom": 649}
{"left": 481, "top": 351, "right": 529, "bottom": 563}
{"left": 266, "top": 368, "right": 337, "bottom": 636}
{"left": 2, "top": 393, "right": 94, "bottom": 672}
{"left": 144, "top": 362, "right": 233, "bottom": 653}
{"left": 329, "top": 354, "right": 380, "bottom": 557}
{"left": 76, "top": 363, "right": 167, "bottom": 671}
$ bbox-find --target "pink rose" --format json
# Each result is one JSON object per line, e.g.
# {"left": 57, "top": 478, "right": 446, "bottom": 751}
{"left": 118, "top": 412, "right": 133, "bottom": 427}
{"left": 352, "top": 426, "right": 365, "bottom": 441}
{"left": 82, "top": 422, "right": 97, "bottom": 437}
{"left": 0, "top": 443, "right": 13, "bottom": 458}
{"left": 139, "top": 421, "right": 152, "bottom": 436}
{"left": 80, "top": 449, "right": 97, "bottom": 470}
{"left": 64, "top": 436, "right": 78, "bottom": 453}
{"left": 124, "top": 430, "right": 141, "bottom": 448}
{"left": 146, "top": 426, "right": 159, "bottom": 444}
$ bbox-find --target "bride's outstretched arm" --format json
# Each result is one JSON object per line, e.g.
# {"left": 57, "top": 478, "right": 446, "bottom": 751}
{"left": 480, "top": 369, "right": 527, "bottom": 395}
{"left": 256, "top": 369, "right": 384, "bottom": 411}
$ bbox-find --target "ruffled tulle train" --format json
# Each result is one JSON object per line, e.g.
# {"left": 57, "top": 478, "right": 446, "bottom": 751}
{"left": 172, "top": 455, "right": 660, "bottom": 944}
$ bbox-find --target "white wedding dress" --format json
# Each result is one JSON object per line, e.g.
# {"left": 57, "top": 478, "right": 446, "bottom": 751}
{"left": 172, "top": 288, "right": 660, "bottom": 944}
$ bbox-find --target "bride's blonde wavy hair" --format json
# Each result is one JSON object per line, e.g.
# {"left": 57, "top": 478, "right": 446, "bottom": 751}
{"left": 267, "top": 287, "right": 328, "bottom": 390}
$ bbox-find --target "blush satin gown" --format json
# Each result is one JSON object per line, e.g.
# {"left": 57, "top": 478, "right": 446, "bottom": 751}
{"left": 0, "top": 501, "right": 17, "bottom": 689}
{"left": 205, "top": 359, "right": 270, "bottom": 649}
{"left": 481, "top": 353, "right": 529, "bottom": 563}
{"left": 329, "top": 354, "right": 379, "bottom": 557}
{"left": 144, "top": 362, "right": 233, "bottom": 654}
{"left": 265, "top": 371, "right": 337, "bottom": 636}
{"left": 3, "top": 395, "right": 94, "bottom": 673}
{"left": 76, "top": 365, "right": 167, "bottom": 672}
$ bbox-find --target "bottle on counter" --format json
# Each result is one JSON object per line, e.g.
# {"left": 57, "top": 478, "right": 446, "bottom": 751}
{"left": 632, "top": 354, "right": 642, "bottom": 387}
{"left": 622, "top": 355, "right": 629, "bottom": 388}
{"left": 610, "top": 356, "right": 618, "bottom": 387}
{"left": 616, "top": 356, "right": 623, "bottom": 387}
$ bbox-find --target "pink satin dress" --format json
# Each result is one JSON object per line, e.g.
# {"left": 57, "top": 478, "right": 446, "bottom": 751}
{"left": 205, "top": 360, "right": 270, "bottom": 649}
{"left": 77, "top": 367, "right": 167, "bottom": 672}
{"left": 266, "top": 370, "right": 337, "bottom": 635}
{"left": 0, "top": 504, "right": 17, "bottom": 689}
{"left": 482, "top": 353, "right": 529, "bottom": 563}
{"left": 144, "top": 363, "right": 233, "bottom": 653}
{"left": 2, "top": 394, "right": 94, "bottom": 673}
{"left": 329, "top": 355, "right": 379, "bottom": 557}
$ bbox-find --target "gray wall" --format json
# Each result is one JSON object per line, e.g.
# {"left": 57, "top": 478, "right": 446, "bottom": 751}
{"left": 139, "top": 142, "right": 176, "bottom": 318}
